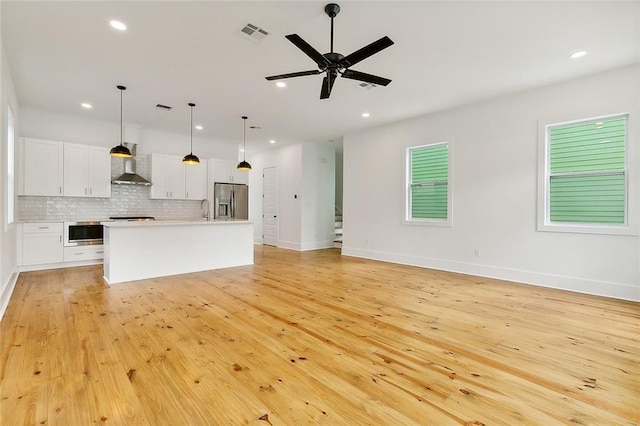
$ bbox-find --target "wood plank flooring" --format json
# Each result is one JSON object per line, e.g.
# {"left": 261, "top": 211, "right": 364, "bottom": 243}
{"left": 1, "top": 245, "right": 638, "bottom": 425}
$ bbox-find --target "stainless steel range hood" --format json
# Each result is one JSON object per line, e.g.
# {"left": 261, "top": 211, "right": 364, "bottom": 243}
{"left": 111, "top": 143, "right": 152, "bottom": 186}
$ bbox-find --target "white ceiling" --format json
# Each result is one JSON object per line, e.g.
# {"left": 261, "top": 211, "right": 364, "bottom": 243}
{"left": 2, "top": 1, "right": 639, "bottom": 153}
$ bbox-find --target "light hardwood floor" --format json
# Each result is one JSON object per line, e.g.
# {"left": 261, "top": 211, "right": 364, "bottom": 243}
{"left": 1, "top": 246, "right": 638, "bottom": 425}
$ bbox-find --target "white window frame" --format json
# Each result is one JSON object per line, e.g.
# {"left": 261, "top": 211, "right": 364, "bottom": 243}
{"left": 537, "top": 110, "right": 637, "bottom": 236}
{"left": 404, "top": 141, "right": 452, "bottom": 227}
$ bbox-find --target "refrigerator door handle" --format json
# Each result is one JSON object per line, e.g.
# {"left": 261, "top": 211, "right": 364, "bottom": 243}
{"left": 230, "top": 191, "right": 236, "bottom": 219}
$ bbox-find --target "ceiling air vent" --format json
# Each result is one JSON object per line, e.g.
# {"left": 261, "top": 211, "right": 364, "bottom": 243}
{"left": 240, "top": 23, "right": 269, "bottom": 42}
{"left": 357, "top": 82, "right": 378, "bottom": 90}
{"left": 155, "top": 104, "right": 172, "bottom": 111}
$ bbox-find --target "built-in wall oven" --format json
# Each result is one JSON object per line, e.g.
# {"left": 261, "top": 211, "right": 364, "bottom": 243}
{"left": 63, "top": 221, "right": 104, "bottom": 246}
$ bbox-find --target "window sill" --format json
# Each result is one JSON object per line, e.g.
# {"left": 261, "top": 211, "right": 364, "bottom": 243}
{"left": 403, "top": 218, "right": 452, "bottom": 227}
{"left": 537, "top": 222, "right": 637, "bottom": 236}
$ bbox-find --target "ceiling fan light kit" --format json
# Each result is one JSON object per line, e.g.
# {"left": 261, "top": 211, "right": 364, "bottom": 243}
{"left": 265, "top": 3, "right": 394, "bottom": 99}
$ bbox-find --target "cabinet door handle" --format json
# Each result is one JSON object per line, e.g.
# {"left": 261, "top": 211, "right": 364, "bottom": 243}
{"left": 59, "top": 235, "right": 62, "bottom": 243}
{"left": 38, "top": 226, "right": 49, "bottom": 229}
{"left": 59, "top": 186, "right": 62, "bottom": 194}
{"left": 90, "top": 188, "right": 92, "bottom": 195}
{"left": 85, "top": 188, "right": 87, "bottom": 195}
{"left": 96, "top": 251, "right": 104, "bottom": 254}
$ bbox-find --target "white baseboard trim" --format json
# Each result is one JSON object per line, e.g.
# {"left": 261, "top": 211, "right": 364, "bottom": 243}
{"left": 277, "top": 240, "right": 302, "bottom": 251}
{"left": 300, "top": 240, "right": 334, "bottom": 251}
{"left": 18, "top": 259, "right": 103, "bottom": 273}
{"left": 0, "top": 269, "right": 20, "bottom": 321}
{"left": 341, "top": 247, "right": 639, "bottom": 302}
{"left": 276, "top": 240, "right": 336, "bottom": 252}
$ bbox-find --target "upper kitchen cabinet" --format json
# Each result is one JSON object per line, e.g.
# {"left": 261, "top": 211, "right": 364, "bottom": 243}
{"left": 21, "top": 138, "right": 64, "bottom": 196}
{"left": 211, "top": 159, "right": 248, "bottom": 185}
{"left": 185, "top": 158, "right": 208, "bottom": 200}
{"left": 150, "top": 154, "right": 186, "bottom": 200}
{"left": 63, "top": 143, "right": 111, "bottom": 198}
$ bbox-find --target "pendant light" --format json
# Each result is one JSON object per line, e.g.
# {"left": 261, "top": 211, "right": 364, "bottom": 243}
{"left": 237, "top": 116, "right": 252, "bottom": 171}
{"left": 110, "top": 85, "right": 132, "bottom": 158}
{"left": 182, "top": 103, "right": 200, "bottom": 165}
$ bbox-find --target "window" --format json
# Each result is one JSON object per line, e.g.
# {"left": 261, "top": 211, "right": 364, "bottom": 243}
{"left": 6, "top": 105, "right": 15, "bottom": 225}
{"left": 406, "top": 142, "right": 451, "bottom": 226}
{"left": 539, "top": 113, "right": 630, "bottom": 233}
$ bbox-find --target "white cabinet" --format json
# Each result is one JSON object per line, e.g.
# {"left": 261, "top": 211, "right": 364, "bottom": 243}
{"left": 185, "top": 158, "right": 207, "bottom": 200}
{"left": 151, "top": 154, "right": 207, "bottom": 200}
{"left": 22, "top": 138, "right": 64, "bottom": 196}
{"left": 64, "top": 245, "right": 104, "bottom": 262}
{"left": 212, "top": 159, "right": 248, "bottom": 184}
{"left": 63, "top": 144, "right": 111, "bottom": 198}
{"left": 22, "top": 222, "right": 63, "bottom": 266}
{"left": 150, "top": 154, "right": 186, "bottom": 199}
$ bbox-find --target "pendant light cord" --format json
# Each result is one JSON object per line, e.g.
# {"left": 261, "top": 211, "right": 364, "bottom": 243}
{"left": 119, "top": 88, "right": 123, "bottom": 146}
{"left": 242, "top": 116, "right": 247, "bottom": 161}
{"left": 190, "top": 105, "right": 194, "bottom": 154}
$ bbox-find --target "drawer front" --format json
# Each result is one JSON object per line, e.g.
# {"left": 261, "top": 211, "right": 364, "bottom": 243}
{"left": 63, "top": 245, "right": 104, "bottom": 262}
{"left": 23, "top": 222, "right": 63, "bottom": 234}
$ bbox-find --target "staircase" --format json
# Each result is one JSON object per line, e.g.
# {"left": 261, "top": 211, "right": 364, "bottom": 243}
{"left": 333, "top": 210, "right": 343, "bottom": 248}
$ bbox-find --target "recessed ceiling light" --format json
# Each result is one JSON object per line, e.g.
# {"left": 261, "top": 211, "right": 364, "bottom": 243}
{"left": 195, "top": 125, "right": 203, "bottom": 130}
{"left": 269, "top": 140, "right": 276, "bottom": 144}
{"left": 276, "top": 82, "right": 286, "bottom": 88}
{"left": 570, "top": 50, "right": 587, "bottom": 59}
{"left": 361, "top": 112, "right": 370, "bottom": 118}
{"left": 240, "top": 148, "right": 245, "bottom": 152}
{"left": 81, "top": 103, "right": 92, "bottom": 109}
{"left": 110, "top": 20, "right": 127, "bottom": 31}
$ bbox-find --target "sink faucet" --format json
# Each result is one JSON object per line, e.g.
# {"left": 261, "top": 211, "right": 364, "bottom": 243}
{"left": 201, "top": 199, "right": 210, "bottom": 220}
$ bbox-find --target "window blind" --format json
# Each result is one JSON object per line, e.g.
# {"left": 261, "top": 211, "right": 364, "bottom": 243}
{"left": 410, "top": 144, "right": 448, "bottom": 219}
{"left": 549, "top": 116, "right": 626, "bottom": 224}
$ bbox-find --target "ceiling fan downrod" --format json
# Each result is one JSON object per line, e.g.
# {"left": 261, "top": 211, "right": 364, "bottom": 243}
{"left": 325, "top": 3, "right": 340, "bottom": 54}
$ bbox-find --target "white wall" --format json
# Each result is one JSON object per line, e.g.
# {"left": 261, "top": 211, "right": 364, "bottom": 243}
{"left": 301, "top": 142, "right": 335, "bottom": 250}
{"left": 1, "top": 42, "right": 20, "bottom": 319}
{"left": 18, "top": 107, "right": 238, "bottom": 160}
{"left": 343, "top": 65, "right": 640, "bottom": 301}
{"left": 249, "top": 141, "right": 335, "bottom": 251}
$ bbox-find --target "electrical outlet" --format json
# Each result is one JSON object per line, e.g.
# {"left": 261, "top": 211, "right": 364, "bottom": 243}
{"left": 473, "top": 249, "right": 480, "bottom": 257}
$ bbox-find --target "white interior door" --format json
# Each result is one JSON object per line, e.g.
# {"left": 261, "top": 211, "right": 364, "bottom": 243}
{"left": 263, "top": 166, "right": 278, "bottom": 246}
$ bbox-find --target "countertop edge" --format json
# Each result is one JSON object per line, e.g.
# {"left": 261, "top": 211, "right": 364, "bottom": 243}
{"left": 101, "top": 220, "right": 253, "bottom": 228}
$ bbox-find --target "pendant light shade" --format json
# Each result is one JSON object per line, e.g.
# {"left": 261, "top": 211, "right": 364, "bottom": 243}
{"left": 237, "top": 116, "right": 252, "bottom": 171}
{"left": 182, "top": 103, "right": 200, "bottom": 165}
{"left": 110, "top": 85, "right": 132, "bottom": 158}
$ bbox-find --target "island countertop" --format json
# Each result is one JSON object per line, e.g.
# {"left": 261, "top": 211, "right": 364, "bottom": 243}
{"left": 102, "top": 219, "right": 254, "bottom": 284}
{"left": 102, "top": 219, "right": 252, "bottom": 228}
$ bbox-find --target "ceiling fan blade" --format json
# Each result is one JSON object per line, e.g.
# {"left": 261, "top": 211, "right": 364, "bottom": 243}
{"left": 265, "top": 70, "right": 322, "bottom": 81}
{"left": 341, "top": 69, "right": 391, "bottom": 86}
{"left": 337, "top": 36, "right": 394, "bottom": 68}
{"left": 285, "top": 34, "right": 330, "bottom": 68}
{"left": 320, "top": 72, "right": 337, "bottom": 99}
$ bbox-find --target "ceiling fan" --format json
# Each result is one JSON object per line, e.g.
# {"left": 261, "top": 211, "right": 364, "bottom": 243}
{"left": 265, "top": 3, "right": 394, "bottom": 99}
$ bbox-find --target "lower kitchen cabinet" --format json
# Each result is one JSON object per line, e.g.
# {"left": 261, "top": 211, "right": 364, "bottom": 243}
{"left": 63, "top": 245, "right": 104, "bottom": 262}
{"left": 22, "top": 222, "right": 64, "bottom": 266}
{"left": 20, "top": 222, "right": 104, "bottom": 268}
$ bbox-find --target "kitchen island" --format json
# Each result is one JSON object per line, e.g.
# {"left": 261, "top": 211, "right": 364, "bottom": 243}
{"left": 102, "top": 220, "right": 253, "bottom": 284}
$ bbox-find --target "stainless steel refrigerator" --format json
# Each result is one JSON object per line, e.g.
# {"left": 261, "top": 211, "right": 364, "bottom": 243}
{"left": 213, "top": 183, "right": 249, "bottom": 220}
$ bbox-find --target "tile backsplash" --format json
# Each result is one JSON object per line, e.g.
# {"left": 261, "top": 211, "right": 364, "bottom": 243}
{"left": 18, "top": 154, "right": 207, "bottom": 222}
